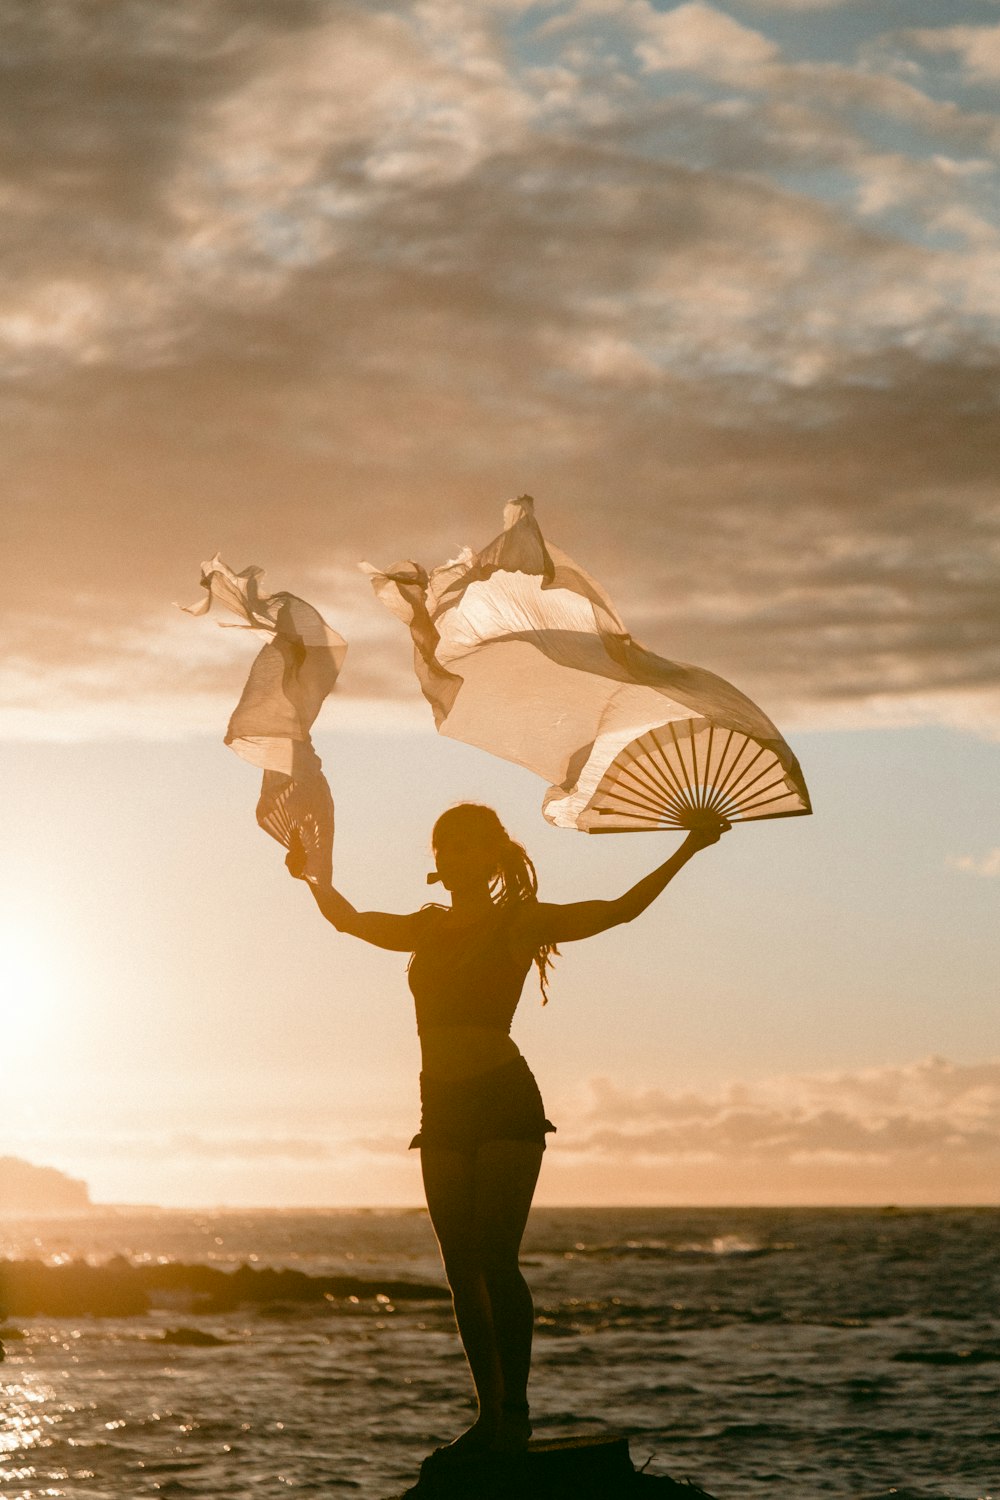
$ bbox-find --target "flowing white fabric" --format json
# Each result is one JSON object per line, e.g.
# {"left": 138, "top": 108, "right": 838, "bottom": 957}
{"left": 363, "top": 497, "right": 810, "bottom": 832}
{"left": 183, "top": 557, "right": 346, "bottom": 881}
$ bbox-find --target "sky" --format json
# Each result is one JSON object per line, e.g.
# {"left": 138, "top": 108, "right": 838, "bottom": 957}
{"left": 1, "top": 0, "right": 998, "bottom": 1208}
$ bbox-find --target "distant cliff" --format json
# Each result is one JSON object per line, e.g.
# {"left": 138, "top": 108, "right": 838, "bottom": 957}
{"left": 0, "top": 1157, "right": 91, "bottom": 1212}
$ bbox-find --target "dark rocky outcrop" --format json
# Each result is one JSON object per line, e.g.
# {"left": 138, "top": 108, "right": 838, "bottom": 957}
{"left": 155, "top": 1325, "right": 230, "bottom": 1347}
{"left": 392, "top": 1436, "right": 719, "bottom": 1500}
{"left": 0, "top": 1256, "right": 449, "bottom": 1319}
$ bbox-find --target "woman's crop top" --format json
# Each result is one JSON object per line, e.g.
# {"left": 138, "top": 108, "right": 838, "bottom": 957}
{"left": 407, "top": 904, "right": 534, "bottom": 1035}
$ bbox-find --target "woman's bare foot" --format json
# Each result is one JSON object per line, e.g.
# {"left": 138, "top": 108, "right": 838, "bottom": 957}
{"left": 432, "top": 1412, "right": 499, "bottom": 1461}
{"left": 491, "top": 1401, "right": 532, "bottom": 1452}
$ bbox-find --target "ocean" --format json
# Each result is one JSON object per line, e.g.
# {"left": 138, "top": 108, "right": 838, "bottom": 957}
{"left": 1, "top": 1207, "right": 997, "bottom": 1500}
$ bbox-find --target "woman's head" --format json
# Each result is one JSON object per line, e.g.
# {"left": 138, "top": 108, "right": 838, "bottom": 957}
{"left": 431, "top": 803, "right": 518, "bottom": 896}
{"left": 430, "top": 803, "right": 556, "bottom": 999}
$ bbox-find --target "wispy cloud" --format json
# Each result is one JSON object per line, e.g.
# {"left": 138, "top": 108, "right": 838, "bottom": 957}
{"left": 565, "top": 1056, "right": 1000, "bottom": 1168}
{"left": 904, "top": 22, "right": 1000, "bottom": 84}
{"left": 3, "top": 1, "right": 999, "bottom": 742}
{"left": 11, "top": 1058, "right": 1000, "bottom": 1205}
{"left": 734, "top": 2, "right": 867, "bottom": 11}
{"left": 635, "top": 2, "right": 779, "bottom": 82}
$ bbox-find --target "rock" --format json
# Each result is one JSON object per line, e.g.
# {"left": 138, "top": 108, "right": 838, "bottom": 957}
{"left": 0, "top": 1258, "right": 150, "bottom": 1317}
{"left": 0, "top": 1157, "right": 91, "bottom": 1211}
{"left": 0, "top": 1256, "right": 448, "bottom": 1318}
{"left": 391, "top": 1435, "right": 719, "bottom": 1500}
{"left": 157, "top": 1326, "right": 230, "bottom": 1347}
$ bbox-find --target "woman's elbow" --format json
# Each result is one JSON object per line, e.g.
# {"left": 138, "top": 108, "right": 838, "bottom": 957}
{"left": 606, "top": 897, "right": 639, "bottom": 929}
{"left": 569, "top": 899, "right": 630, "bottom": 940}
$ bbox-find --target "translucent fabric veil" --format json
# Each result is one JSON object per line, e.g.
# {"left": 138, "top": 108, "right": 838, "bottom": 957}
{"left": 183, "top": 557, "right": 346, "bottom": 882}
{"left": 363, "top": 497, "right": 810, "bottom": 833}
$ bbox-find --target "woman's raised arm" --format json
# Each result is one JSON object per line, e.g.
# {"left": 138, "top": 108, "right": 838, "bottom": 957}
{"left": 516, "top": 823, "right": 729, "bottom": 948}
{"left": 309, "top": 884, "right": 428, "bottom": 951}
{"left": 286, "top": 844, "right": 427, "bottom": 952}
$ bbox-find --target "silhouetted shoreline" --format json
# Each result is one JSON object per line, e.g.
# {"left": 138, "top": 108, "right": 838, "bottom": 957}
{"left": 0, "top": 1255, "right": 449, "bottom": 1318}
{"left": 0, "top": 1157, "right": 91, "bottom": 1212}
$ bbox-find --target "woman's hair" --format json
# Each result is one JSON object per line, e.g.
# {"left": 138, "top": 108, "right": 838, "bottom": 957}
{"left": 431, "top": 802, "right": 558, "bottom": 1002}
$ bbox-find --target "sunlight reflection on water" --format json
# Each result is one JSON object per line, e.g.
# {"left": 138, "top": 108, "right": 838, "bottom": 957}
{"left": 2, "top": 1208, "right": 999, "bottom": 1499}
{"left": 0, "top": 1371, "right": 57, "bottom": 1455}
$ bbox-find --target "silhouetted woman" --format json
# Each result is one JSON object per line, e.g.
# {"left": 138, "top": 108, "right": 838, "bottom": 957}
{"left": 287, "top": 802, "right": 726, "bottom": 1455}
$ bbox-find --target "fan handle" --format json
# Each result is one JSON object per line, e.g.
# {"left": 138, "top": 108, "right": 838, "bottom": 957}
{"left": 674, "top": 806, "right": 731, "bottom": 833}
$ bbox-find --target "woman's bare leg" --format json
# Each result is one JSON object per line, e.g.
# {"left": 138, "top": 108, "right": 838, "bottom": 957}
{"left": 473, "top": 1140, "right": 544, "bottom": 1448}
{"left": 421, "top": 1140, "right": 544, "bottom": 1453}
{"left": 421, "top": 1147, "right": 504, "bottom": 1448}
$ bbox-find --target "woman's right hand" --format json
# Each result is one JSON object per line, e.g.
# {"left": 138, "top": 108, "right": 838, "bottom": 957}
{"left": 682, "top": 815, "right": 731, "bottom": 851}
{"left": 285, "top": 831, "right": 309, "bottom": 880}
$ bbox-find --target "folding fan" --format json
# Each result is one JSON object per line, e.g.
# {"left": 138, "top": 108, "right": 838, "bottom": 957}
{"left": 579, "top": 719, "right": 809, "bottom": 834}
{"left": 366, "top": 496, "right": 811, "bottom": 835}
{"left": 256, "top": 767, "right": 336, "bottom": 871}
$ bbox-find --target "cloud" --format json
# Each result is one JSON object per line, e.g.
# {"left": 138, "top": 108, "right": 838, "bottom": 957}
{"left": 904, "top": 23, "right": 1000, "bottom": 84}
{"left": 947, "top": 847, "right": 1000, "bottom": 878}
{"left": 3, "top": 0, "right": 1000, "bottom": 742}
{"left": 731, "top": 1, "right": 867, "bottom": 10}
{"left": 564, "top": 1056, "right": 1000, "bottom": 1171}
{"left": 634, "top": 2, "right": 779, "bottom": 83}
{"left": 13, "top": 1057, "right": 1000, "bottom": 1206}
{"left": 734, "top": 1, "right": 862, "bottom": 10}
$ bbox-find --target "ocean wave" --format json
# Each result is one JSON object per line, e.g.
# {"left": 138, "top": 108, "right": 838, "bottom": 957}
{"left": 6, "top": 1208, "right": 1000, "bottom": 1500}
{"left": 558, "top": 1235, "right": 780, "bottom": 1260}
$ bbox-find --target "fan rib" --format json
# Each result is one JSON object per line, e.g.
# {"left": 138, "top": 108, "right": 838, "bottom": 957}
{"left": 703, "top": 784, "right": 738, "bottom": 818}
{"left": 699, "top": 725, "right": 715, "bottom": 811}
{"left": 734, "top": 780, "right": 796, "bottom": 816}
{"left": 723, "top": 754, "right": 783, "bottom": 808}
{"left": 602, "top": 784, "right": 678, "bottom": 824}
{"left": 651, "top": 726, "right": 696, "bottom": 810}
{"left": 706, "top": 788, "right": 744, "bottom": 821}
{"left": 689, "top": 722, "right": 702, "bottom": 810}
{"left": 714, "top": 741, "right": 767, "bottom": 808}
{"left": 733, "top": 784, "right": 792, "bottom": 817}
{"left": 609, "top": 753, "right": 670, "bottom": 805}
{"left": 700, "top": 730, "right": 739, "bottom": 816}
{"left": 667, "top": 721, "right": 697, "bottom": 806}
{"left": 732, "top": 794, "right": 792, "bottom": 821}
{"left": 637, "top": 729, "right": 693, "bottom": 810}
{"left": 612, "top": 756, "right": 689, "bottom": 818}
{"left": 706, "top": 730, "right": 744, "bottom": 810}
{"left": 611, "top": 772, "right": 690, "bottom": 821}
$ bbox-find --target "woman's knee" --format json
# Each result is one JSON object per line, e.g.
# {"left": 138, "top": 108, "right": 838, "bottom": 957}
{"left": 480, "top": 1248, "right": 524, "bottom": 1292}
{"left": 441, "top": 1248, "right": 484, "bottom": 1292}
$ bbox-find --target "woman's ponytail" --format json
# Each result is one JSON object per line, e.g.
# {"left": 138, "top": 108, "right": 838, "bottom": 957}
{"left": 493, "top": 833, "right": 558, "bottom": 1005}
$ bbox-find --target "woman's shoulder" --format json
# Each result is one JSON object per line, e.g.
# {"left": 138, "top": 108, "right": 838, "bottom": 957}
{"left": 412, "top": 902, "right": 449, "bottom": 944}
{"left": 504, "top": 893, "right": 541, "bottom": 926}
{"left": 502, "top": 895, "right": 544, "bottom": 953}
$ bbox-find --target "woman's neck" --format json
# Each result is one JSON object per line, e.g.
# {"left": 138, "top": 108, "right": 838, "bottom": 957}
{"left": 448, "top": 886, "right": 495, "bottom": 921}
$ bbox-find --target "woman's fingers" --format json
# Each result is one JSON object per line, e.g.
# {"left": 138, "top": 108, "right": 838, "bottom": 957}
{"left": 685, "top": 815, "right": 731, "bottom": 848}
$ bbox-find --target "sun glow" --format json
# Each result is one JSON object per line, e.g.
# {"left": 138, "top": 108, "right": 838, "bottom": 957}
{"left": 0, "top": 919, "right": 65, "bottom": 1058}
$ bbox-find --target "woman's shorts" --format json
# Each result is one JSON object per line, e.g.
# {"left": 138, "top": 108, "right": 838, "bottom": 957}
{"left": 410, "top": 1054, "right": 556, "bottom": 1154}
